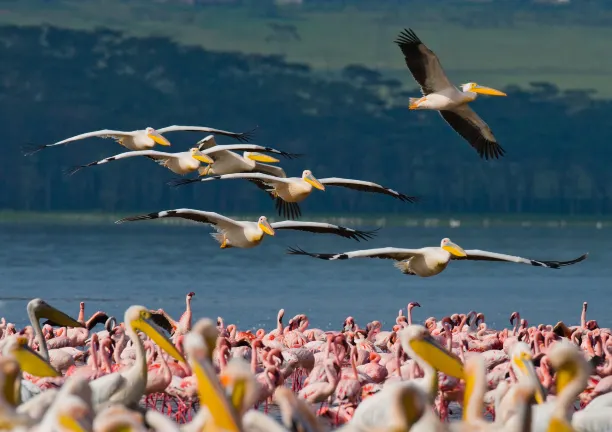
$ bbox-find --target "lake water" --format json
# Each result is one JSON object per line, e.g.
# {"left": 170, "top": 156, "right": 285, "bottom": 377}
{"left": 0, "top": 222, "right": 609, "bottom": 331}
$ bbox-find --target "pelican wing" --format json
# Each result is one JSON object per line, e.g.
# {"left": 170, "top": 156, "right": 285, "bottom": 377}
{"left": 287, "top": 246, "right": 421, "bottom": 261}
{"left": 156, "top": 125, "right": 256, "bottom": 142}
{"left": 196, "top": 135, "right": 217, "bottom": 151}
{"left": 23, "top": 129, "right": 132, "bottom": 155}
{"left": 394, "top": 29, "right": 452, "bottom": 95}
{"left": 203, "top": 144, "right": 301, "bottom": 160}
{"left": 115, "top": 208, "right": 241, "bottom": 231}
{"left": 454, "top": 250, "right": 588, "bottom": 269}
{"left": 65, "top": 150, "right": 177, "bottom": 175}
{"left": 149, "top": 310, "right": 176, "bottom": 335}
{"left": 319, "top": 178, "right": 418, "bottom": 203}
{"left": 439, "top": 105, "right": 505, "bottom": 160}
{"left": 271, "top": 221, "right": 379, "bottom": 242}
{"left": 168, "top": 172, "right": 292, "bottom": 188}
{"left": 252, "top": 163, "right": 287, "bottom": 178}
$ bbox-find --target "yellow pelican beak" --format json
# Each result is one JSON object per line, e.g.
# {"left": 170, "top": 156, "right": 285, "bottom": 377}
{"left": 132, "top": 315, "right": 185, "bottom": 363}
{"left": 8, "top": 337, "right": 60, "bottom": 377}
{"left": 304, "top": 173, "right": 325, "bottom": 191}
{"left": 35, "top": 301, "right": 84, "bottom": 329}
{"left": 220, "top": 374, "right": 248, "bottom": 414}
{"left": 547, "top": 417, "right": 576, "bottom": 432}
{"left": 258, "top": 219, "right": 275, "bottom": 236}
{"left": 409, "top": 334, "right": 464, "bottom": 379}
{"left": 185, "top": 333, "right": 241, "bottom": 432}
{"left": 192, "top": 151, "right": 215, "bottom": 164}
{"left": 555, "top": 359, "right": 579, "bottom": 396}
{"left": 245, "top": 152, "right": 280, "bottom": 163}
{"left": 462, "top": 357, "right": 477, "bottom": 420}
{"left": 470, "top": 84, "right": 507, "bottom": 97}
{"left": 442, "top": 241, "right": 467, "bottom": 258}
{"left": 512, "top": 352, "right": 546, "bottom": 404}
{"left": 148, "top": 132, "right": 171, "bottom": 146}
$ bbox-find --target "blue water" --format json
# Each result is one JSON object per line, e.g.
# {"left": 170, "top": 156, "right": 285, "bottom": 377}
{"left": 0, "top": 222, "right": 609, "bottom": 331}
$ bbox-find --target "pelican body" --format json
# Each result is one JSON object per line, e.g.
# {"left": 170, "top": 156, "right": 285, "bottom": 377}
{"left": 116, "top": 209, "right": 377, "bottom": 249}
{"left": 288, "top": 238, "right": 588, "bottom": 278}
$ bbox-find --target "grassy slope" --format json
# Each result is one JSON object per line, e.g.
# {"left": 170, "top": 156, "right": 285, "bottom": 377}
{"left": 2, "top": 1, "right": 612, "bottom": 95}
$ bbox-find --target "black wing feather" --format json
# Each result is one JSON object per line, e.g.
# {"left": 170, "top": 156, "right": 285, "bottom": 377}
{"left": 439, "top": 110, "right": 505, "bottom": 160}
{"left": 529, "top": 253, "right": 589, "bottom": 269}
{"left": 286, "top": 246, "right": 347, "bottom": 260}
{"left": 275, "top": 225, "right": 379, "bottom": 242}
{"left": 394, "top": 28, "right": 441, "bottom": 95}
{"left": 149, "top": 312, "right": 175, "bottom": 335}
{"left": 276, "top": 198, "right": 302, "bottom": 220}
{"left": 322, "top": 181, "right": 419, "bottom": 203}
{"left": 115, "top": 210, "right": 220, "bottom": 226}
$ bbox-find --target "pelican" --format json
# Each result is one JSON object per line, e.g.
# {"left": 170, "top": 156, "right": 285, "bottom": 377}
{"left": 195, "top": 135, "right": 293, "bottom": 178}
{"left": 65, "top": 144, "right": 296, "bottom": 176}
{"left": 23, "top": 124, "right": 255, "bottom": 155}
{"left": 350, "top": 325, "right": 464, "bottom": 431}
{"left": 287, "top": 237, "right": 588, "bottom": 278}
{"left": 169, "top": 170, "right": 418, "bottom": 220}
{"left": 395, "top": 28, "right": 507, "bottom": 159}
{"left": 115, "top": 209, "right": 378, "bottom": 248}
{"left": 88, "top": 305, "right": 185, "bottom": 409}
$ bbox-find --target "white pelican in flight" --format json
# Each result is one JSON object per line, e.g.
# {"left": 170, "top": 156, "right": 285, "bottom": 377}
{"left": 23, "top": 124, "right": 256, "bottom": 155}
{"left": 195, "top": 135, "right": 293, "bottom": 178}
{"left": 169, "top": 170, "right": 418, "bottom": 220}
{"left": 65, "top": 144, "right": 297, "bottom": 176}
{"left": 395, "top": 28, "right": 507, "bottom": 160}
{"left": 287, "top": 237, "right": 588, "bottom": 277}
{"left": 116, "top": 209, "right": 377, "bottom": 248}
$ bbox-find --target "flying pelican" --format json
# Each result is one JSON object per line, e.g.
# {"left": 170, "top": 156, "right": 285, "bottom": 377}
{"left": 395, "top": 28, "right": 507, "bottom": 160}
{"left": 115, "top": 209, "right": 378, "bottom": 248}
{"left": 65, "top": 144, "right": 297, "bottom": 176}
{"left": 86, "top": 305, "right": 184, "bottom": 411}
{"left": 23, "top": 124, "right": 255, "bottom": 155}
{"left": 287, "top": 237, "right": 588, "bottom": 278}
{"left": 169, "top": 170, "right": 418, "bottom": 220}
{"left": 195, "top": 135, "right": 293, "bottom": 178}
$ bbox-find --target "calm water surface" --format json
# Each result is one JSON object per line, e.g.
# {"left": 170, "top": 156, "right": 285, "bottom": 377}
{"left": 0, "top": 223, "right": 610, "bottom": 331}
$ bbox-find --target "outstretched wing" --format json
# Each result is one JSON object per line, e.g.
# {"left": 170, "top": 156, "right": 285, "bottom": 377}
{"left": 168, "top": 172, "right": 292, "bottom": 188}
{"left": 148, "top": 310, "right": 176, "bottom": 335}
{"left": 156, "top": 125, "right": 257, "bottom": 143}
{"left": 318, "top": 178, "right": 418, "bottom": 203}
{"left": 394, "top": 28, "right": 453, "bottom": 95}
{"left": 271, "top": 222, "right": 378, "bottom": 241}
{"left": 115, "top": 208, "right": 241, "bottom": 231}
{"left": 439, "top": 105, "right": 505, "bottom": 160}
{"left": 65, "top": 150, "right": 175, "bottom": 175}
{"left": 203, "top": 144, "right": 301, "bottom": 160}
{"left": 454, "top": 250, "right": 589, "bottom": 269}
{"left": 23, "top": 129, "right": 132, "bottom": 155}
{"left": 252, "top": 163, "right": 287, "bottom": 178}
{"left": 286, "top": 246, "right": 422, "bottom": 261}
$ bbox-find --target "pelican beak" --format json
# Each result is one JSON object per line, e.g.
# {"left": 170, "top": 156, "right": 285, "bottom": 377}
{"left": 220, "top": 374, "right": 248, "bottom": 414}
{"left": 9, "top": 337, "right": 60, "bottom": 377}
{"left": 513, "top": 353, "right": 546, "bottom": 404}
{"left": 547, "top": 417, "right": 575, "bottom": 432}
{"left": 304, "top": 173, "right": 325, "bottom": 191}
{"left": 409, "top": 334, "right": 464, "bottom": 379}
{"left": 470, "top": 84, "right": 507, "bottom": 97}
{"left": 258, "top": 219, "right": 275, "bottom": 236}
{"left": 132, "top": 317, "right": 185, "bottom": 363}
{"left": 192, "top": 151, "right": 214, "bottom": 164}
{"left": 37, "top": 303, "right": 84, "bottom": 329}
{"left": 462, "top": 357, "right": 477, "bottom": 419}
{"left": 148, "top": 131, "right": 171, "bottom": 146}
{"left": 556, "top": 359, "right": 579, "bottom": 396}
{"left": 442, "top": 241, "right": 467, "bottom": 258}
{"left": 245, "top": 152, "right": 280, "bottom": 163}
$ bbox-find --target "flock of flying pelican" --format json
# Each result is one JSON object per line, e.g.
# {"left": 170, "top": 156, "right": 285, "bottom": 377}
{"left": 10, "top": 27, "right": 600, "bottom": 431}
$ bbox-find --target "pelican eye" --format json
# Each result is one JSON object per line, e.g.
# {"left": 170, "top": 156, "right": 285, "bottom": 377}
{"left": 16, "top": 336, "right": 28, "bottom": 346}
{"left": 140, "top": 311, "right": 150, "bottom": 320}
{"left": 520, "top": 352, "right": 531, "bottom": 360}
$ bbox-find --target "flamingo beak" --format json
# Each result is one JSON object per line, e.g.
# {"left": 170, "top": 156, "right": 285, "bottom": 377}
{"left": 258, "top": 219, "right": 275, "bottom": 236}
{"left": 8, "top": 337, "right": 60, "bottom": 377}
{"left": 132, "top": 317, "right": 185, "bottom": 363}
{"left": 192, "top": 151, "right": 214, "bottom": 164}
{"left": 304, "top": 173, "right": 325, "bottom": 191}
{"left": 409, "top": 335, "right": 464, "bottom": 379}
{"left": 470, "top": 84, "right": 507, "bottom": 97}
{"left": 442, "top": 241, "right": 467, "bottom": 258}
{"left": 513, "top": 353, "right": 546, "bottom": 404}
{"left": 148, "top": 131, "right": 171, "bottom": 146}
{"left": 245, "top": 152, "right": 280, "bottom": 163}
{"left": 185, "top": 333, "right": 241, "bottom": 432}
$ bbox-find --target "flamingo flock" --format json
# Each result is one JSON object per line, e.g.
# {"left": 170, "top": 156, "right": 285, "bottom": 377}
{"left": 0, "top": 294, "right": 610, "bottom": 431}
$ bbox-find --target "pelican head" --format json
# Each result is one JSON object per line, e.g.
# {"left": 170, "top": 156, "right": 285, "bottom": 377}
{"left": 399, "top": 325, "right": 464, "bottom": 379}
{"left": 441, "top": 238, "right": 467, "bottom": 257}
{"left": 219, "top": 358, "right": 258, "bottom": 415}
{"left": 549, "top": 340, "right": 590, "bottom": 396}
{"left": 461, "top": 82, "right": 507, "bottom": 97}
{"left": 125, "top": 306, "right": 185, "bottom": 363}
{"left": 302, "top": 170, "right": 325, "bottom": 191}
{"left": 510, "top": 342, "right": 546, "bottom": 404}
{"left": 28, "top": 298, "right": 84, "bottom": 329}
{"left": 257, "top": 216, "right": 275, "bottom": 236}
{"left": 2, "top": 336, "right": 60, "bottom": 377}
{"left": 189, "top": 147, "right": 214, "bottom": 164}
{"left": 145, "top": 127, "right": 171, "bottom": 146}
{"left": 244, "top": 151, "right": 280, "bottom": 163}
